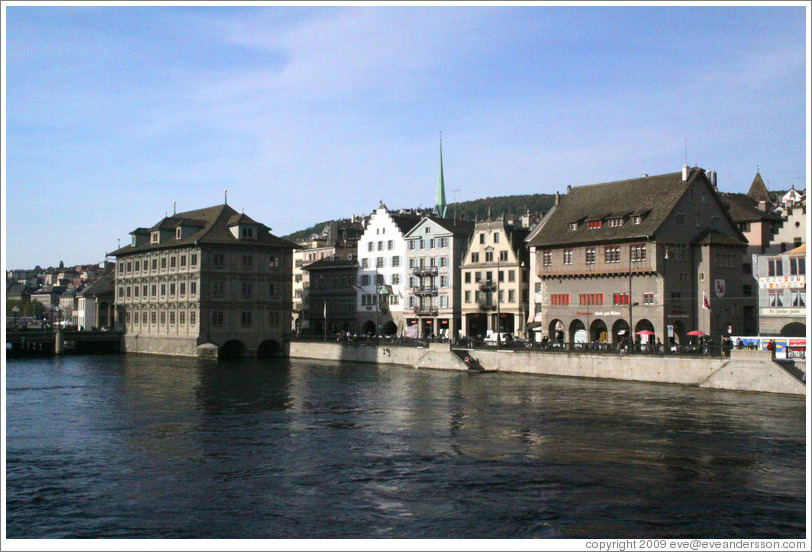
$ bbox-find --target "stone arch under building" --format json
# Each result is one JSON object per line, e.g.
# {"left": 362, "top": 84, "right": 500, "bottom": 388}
{"left": 780, "top": 322, "right": 806, "bottom": 337}
{"left": 612, "top": 319, "right": 629, "bottom": 344}
{"left": 382, "top": 320, "right": 398, "bottom": 336}
{"left": 220, "top": 339, "right": 247, "bottom": 359}
{"left": 257, "top": 339, "right": 283, "bottom": 358}
{"left": 549, "top": 319, "right": 565, "bottom": 342}
{"left": 569, "top": 319, "right": 586, "bottom": 344}
{"left": 590, "top": 319, "right": 608, "bottom": 343}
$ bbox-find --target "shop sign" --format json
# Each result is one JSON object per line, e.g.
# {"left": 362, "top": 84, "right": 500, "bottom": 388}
{"left": 760, "top": 307, "right": 805, "bottom": 316}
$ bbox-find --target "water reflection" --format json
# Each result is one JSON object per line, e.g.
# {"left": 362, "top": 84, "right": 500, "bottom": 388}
{"left": 5, "top": 355, "right": 806, "bottom": 539}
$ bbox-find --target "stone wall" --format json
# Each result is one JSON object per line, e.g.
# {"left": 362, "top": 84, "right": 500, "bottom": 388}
{"left": 288, "top": 341, "right": 805, "bottom": 396}
{"left": 123, "top": 335, "right": 198, "bottom": 357}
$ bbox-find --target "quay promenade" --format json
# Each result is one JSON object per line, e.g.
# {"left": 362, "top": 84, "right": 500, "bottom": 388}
{"left": 289, "top": 337, "right": 806, "bottom": 396}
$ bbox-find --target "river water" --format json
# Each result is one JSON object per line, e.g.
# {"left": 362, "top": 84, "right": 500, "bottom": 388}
{"left": 4, "top": 354, "right": 807, "bottom": 539}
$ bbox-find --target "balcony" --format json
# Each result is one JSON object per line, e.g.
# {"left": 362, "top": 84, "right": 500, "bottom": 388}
{"left": 414, "top": 307, "right": 439, "bottom": 317}
{"left": 412, "top": 286, "right": 438, "bottom": 296}
{"left": 412, "top": 266, "right": 438, "bottom": 277}
{"left": 478, "top": 301, "right": 496, "bottom": 311}
{"left": 479, "top": 280, "right": 497, "bottom": 291}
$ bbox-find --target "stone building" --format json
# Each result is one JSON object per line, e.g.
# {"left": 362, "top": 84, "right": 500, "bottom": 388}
{"left": 110, "top": 204, "right": 296, "bottom": 358}
{"left": 302, "top": 258, "right": 359, "bottom": 337}
{"left": 460, "top": 215, "right": 529, "bottom": 339}
{"left": 754, "top": 243, "right": 806, "bottom": 337}
{"left": 527, "top": 167, "right": 751, "bottom": 348}
{"left": 403, "top": 215, "right": 474, "bottom": 340}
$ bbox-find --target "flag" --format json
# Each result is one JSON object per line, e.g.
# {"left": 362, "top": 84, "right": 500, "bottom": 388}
{"left": 323, "top": 301, "right": 327, "bottom": 319}
{"left": 702, "top": 292, "right": 711, "bottom": 311}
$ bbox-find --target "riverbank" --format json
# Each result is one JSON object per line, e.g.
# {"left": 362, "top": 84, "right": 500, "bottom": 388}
{"left": 288, "top": 341, "right": 806, "bottom": 396}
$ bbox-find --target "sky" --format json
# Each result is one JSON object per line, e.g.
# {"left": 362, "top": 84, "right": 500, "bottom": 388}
{"left": 2, "top": 2, "right": 809, "bottom": 270}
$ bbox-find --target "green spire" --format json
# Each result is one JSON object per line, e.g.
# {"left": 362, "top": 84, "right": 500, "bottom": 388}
{"left": 434, "top": 136, "right": 447, "bottom": 218}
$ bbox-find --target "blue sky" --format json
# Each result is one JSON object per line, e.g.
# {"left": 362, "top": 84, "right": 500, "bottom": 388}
{"left": 3, "top": 3, "right": 808, "bottom": 269}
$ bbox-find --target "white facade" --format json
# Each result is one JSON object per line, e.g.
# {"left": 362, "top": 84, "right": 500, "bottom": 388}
{"left": 356, "top": 206, "right": 417, "bottom": 336}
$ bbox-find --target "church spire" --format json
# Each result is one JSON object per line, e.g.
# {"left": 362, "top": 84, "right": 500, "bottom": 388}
{"left": 433, "top": 135, "right": 447, "bottom": 218}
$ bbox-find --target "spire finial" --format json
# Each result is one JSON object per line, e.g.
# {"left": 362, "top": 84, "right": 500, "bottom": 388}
{"left": 225, "top": 189, "right": 228, "bottom": 205}
{"left": 173, "top": 201, "right": 176, "bottom": 215}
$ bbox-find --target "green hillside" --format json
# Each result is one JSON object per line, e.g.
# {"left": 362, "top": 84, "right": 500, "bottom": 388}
{"left": 282, "top": 193, "right": 555, "bottom": 241}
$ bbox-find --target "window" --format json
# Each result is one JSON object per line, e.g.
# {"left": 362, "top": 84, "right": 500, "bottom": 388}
{"left": 392, "top": 274, "right": 400, "bottom": 285}
{"left": 675, "top": 213, "right": 686, "bottom": 226}
{"left": 151, "top": 284, "right": 157, "bottom": 297}
{"left": 609, "top": 218, "right": 623, "bottom": 228}
{"left": 465, "top": 272, "right": 471, "bottom": 283}
{"left": 161, "top": 257, "right": 167, "bottom": 269}
{"left": 126, "top": 262, "right": 132, "bottom": 273}
{"left": 790, "top": 257, "right": 805, "bottom": 275}
{"left": 368, "top": 242, "right": 374, "bottom": 252}
{"left": 190, "top": 282, "right": 197, "bottom": 295}
{"left": 508, "top": 290, "right": 515, "bottom": 302}
{"left": 696, "top": 213, "right": 701, "bottom": 227}
{"left": 791, "top": 291, "right": 805, "bottom": 307}
{"left": 388, "top": 240, "right": 394, "bottom": 250}
{"left": 160, "top": 312, "right": 166, "bottom": 325}
{"left": 542, "top": 251, "right": 552, "bottom": 267}
{"left": 142, "top": 284, "right": 148, "bottom": 297}
{"left": 361, "top": 258, "right": 369, "bottom": 269}
{"left": 550, "top": 294, "right": 569, "bottom": 306}
{"left": 634, "top": 216, "right": 642, "bottom": 225}
{"left": 588, "top": 220, "right": 602, "bottom": 229}
{"left": 465, "top": 291, "right": 471, "bottom": 303}
{"left": 768, "top": 260, "right": 783, "bottom": 276}
{"left": 169, "top": 283, "right": 175, "bottom": 295}
{"left": 768, "top": 290, "right": 784, "bottom": 307}
{"left": 392, "top": 256, "right": 401, "bottom": 267}
{"left": 190, "top": 312, "right": 196, "bottom": 326}
{"left": 151, "top": 232, "right": 159, "bottom": 243}
{"left": 494, "top": 232, "right": 500, "bottom": 243}
{"left": 151, "top": 312, "right": 157, "bottom": 324}
{"left": 613, "top": 293, "right": 629, "bottom": 306}
{"left": 269, "top": 283, "right": 279, "bottom": 297}
{"left": 126, "top": 286, "right": 131, "bottom": 297}
{"left": 242, "top": 255, "right": 253, "bottom": 268}
{"left": 498, "top": 250, "right": 508, "bottom": 262}
{"left": 605, "top": 246, "right": 620, "bottom": 263}
{"left": 170, "top": 256, "right": 176, "bottom": 268}
{"left": 630, "top": 244, "right": 646, "bottom": 262}
{"left": 160, "top": 284, "right": 166, "bottom": 296}
{"left": 134, "top": 286, "right": 139, "bottom": 297}
{"left": 180, "top": 255, "right": 186, "bottom": 267}
{"left": 169, "top": 312, "right": 175, "bottom": 324}
{"left": 151, "top": 259, "right": 158, "bottom": 270}
{"left": 643, "top": 293, "right": 654, "bottom": 305}
{"left": 242, "top": 282, "right": 253, "bottom": 297}
{"left": 563, "top": 249, "right": 573, "bottom": 265}
{"left": 376, "top": 257, "right": 384, "bottom": 268}
{"left": 212, "top": 253, "right": 224, "bottom": 268}
{"left": 212, "top": 281, "right": 224, "bottom": 296}
{"left": 269, "top": 256, "right": 280, "bottom": 268}
{"left": 191, "top": 254, "right": 198, "bottom": 266}
{"left": 241, "top": 311, "right": 252, "bottom": 326}
{"left": 408, "top": 241, "right": 416, "bottom": 251}
{"left": 569, "top": 222, "right": 578, "bottom": 231}
{"left": 241, "top": 227, "right": 254, "bottom": 238}
{"left": 508, "top": 270, "right": 515, "bottom": 282}
{"left": 180, "top": 282, "right": 186, "bottom": 296}
{"left": 471, "top": 252, "right": 479, "bottom": 263}
{"left": 480, "top": 233, "right": 485, "bottom": 244}
{"left": 743, "top": 284, "right": 752, "bottom": 297}
{"left": 585, "top": 248, "right": 596, "bottom": 264}
{"left": 179, "top": 311, "right": 185, "bottom": 324}
{"left": 485, "top": 251, "right": 494, "bottom": 262}
{"left": 579, "top": 294, "right": 603, "bottom": 306}
{"left": 378, "top": 241, "right": 384, "bottom": 251}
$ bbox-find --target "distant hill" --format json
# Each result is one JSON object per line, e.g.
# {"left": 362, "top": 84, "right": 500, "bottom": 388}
{"left": 282, "top": 193, "right": 556, "bottom": 241}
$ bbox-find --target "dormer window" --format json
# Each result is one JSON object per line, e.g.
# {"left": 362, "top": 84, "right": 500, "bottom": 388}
{"left": 176, "top": 228, "right": 182, "bottom": 239}
{"left": 634, "top": 216, "right": 642, "bottom": 225}
{"left": 588, "top": 220, "right": 602, "bottom": 229}
{"left": 151, "top": 232, "right": 159, "bottom": 243}
{"left": 608, "top": 218, "right": 623, "bottom": 228}
{"left": 569, "top": 222, "right": 578, "bottom": 231}
{"left": 241, "top": 227, "right": 254, "bottom": 239}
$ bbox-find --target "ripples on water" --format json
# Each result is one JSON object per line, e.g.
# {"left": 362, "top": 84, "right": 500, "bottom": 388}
{"left": 5, "top": 354, "right": 807, "bottom": 539}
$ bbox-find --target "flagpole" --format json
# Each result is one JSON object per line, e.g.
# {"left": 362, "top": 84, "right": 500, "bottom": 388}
{"left": 323, "top": 300, "right": 327, "bottom": 343}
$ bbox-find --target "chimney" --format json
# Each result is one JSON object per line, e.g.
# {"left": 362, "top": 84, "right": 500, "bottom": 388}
{"left": 555, "top": 191, "right": 560, "bottom": 206}
{"left": 682, "top": 165, "right": 689, "bottom": 181}
{"left": 758, "top": 200, "right": 767, "bottom": 212}
{"left": 711, "top": 171, "right": 717, "bottom": 190}
{"left": 566, "top": 185, "right": 572, "bottom": 193}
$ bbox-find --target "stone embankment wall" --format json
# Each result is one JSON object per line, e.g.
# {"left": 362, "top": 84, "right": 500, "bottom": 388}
{"left": 288, "top": 342, "right": 806, "bottom": 396}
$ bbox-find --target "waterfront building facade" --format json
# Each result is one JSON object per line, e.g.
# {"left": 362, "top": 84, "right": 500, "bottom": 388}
{"left": 356, "top": 204, "right": 422, "bottom": 336}
{"left": 754, "top": 243, "right": 806, "bottom": 337}
{"left": 528, "top": 167, "right": 750, "bottom": 348}
{"left": 403, "top": 215, "right": 474, "bottom": 339}
{"left": 460, "top": 216, "right": 529, "bottom": 339}
{"left": 110, "top": 204, "right": 295, "bottom": 357}
{"left": 302, "top": 258, "right": 359, "bottom": 336}
{"left": 77, "top": 270, "right": 115, "bottom": 331}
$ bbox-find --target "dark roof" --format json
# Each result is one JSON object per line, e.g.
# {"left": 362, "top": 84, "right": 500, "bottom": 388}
{"left": 528, "top": 170, "right": 700, "bottom": 247}
{"left": 79, "top": 271, "right": 114, "bottom": 298}
{"left": 423, "top": 215, "right": 476, "bottom": 236}
{"left": 388, "top": 212, "right": 423, "bottom": 235}
{"left": 718, "top": 193, "right": 782, "bottom": 223}
{"left": 302, "top": 258, "right": 359, "bottom": 272}
{"left": 110, "top": 204, "right": 297, "bottom": 256}
{"left": 747, "top": 172, "right": 773, "bottom": 204}
{"left": 692, "top": 229, "right": 747, "bottom": 247}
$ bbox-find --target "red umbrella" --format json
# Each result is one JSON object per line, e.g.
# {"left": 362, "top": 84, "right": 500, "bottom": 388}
{"left": 635, "top": 330, "right": 655, "bottom": 335}
{"left": 687, "top": 330, "right": 707, "bottom": 336}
